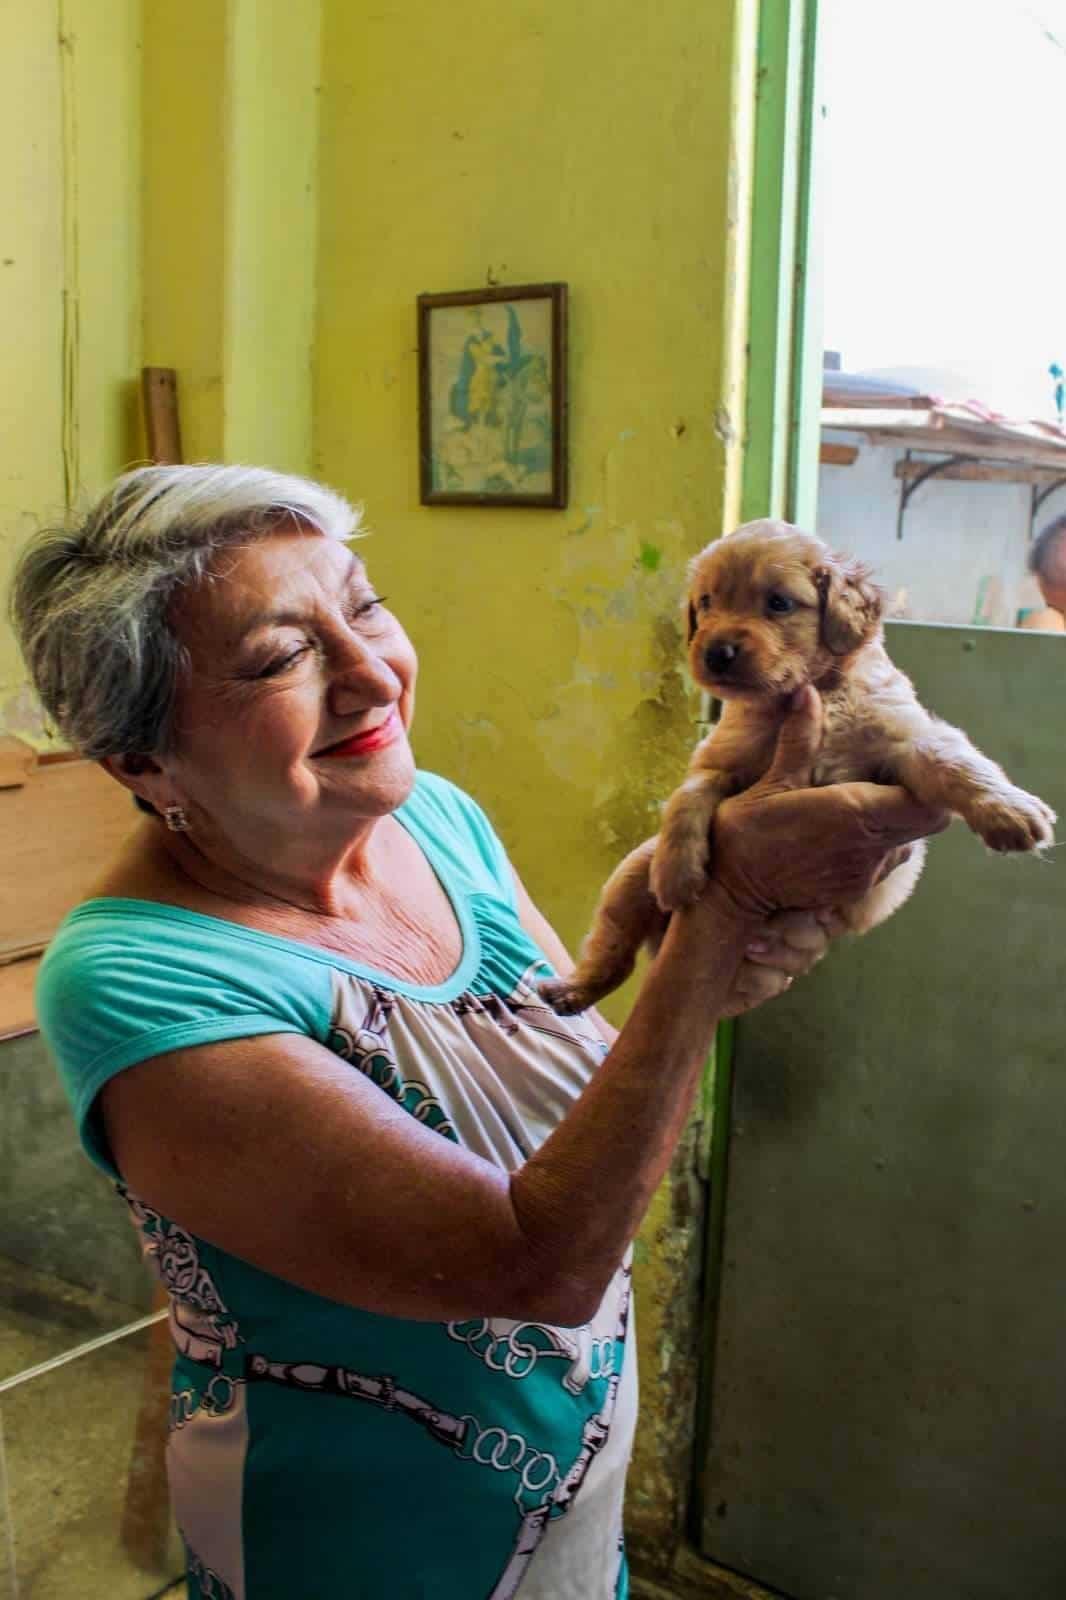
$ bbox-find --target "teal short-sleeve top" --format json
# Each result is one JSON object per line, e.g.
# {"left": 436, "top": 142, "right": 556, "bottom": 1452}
{"left": 36, "top": 771, "right": 634, "bottom": 1600}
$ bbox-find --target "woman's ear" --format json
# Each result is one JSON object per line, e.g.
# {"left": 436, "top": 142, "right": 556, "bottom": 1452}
{"left": 815, "top": 556, "right": 883, "bottom": 655}
{"left": 99, "top": 751, "right": 171, "bottom": 811}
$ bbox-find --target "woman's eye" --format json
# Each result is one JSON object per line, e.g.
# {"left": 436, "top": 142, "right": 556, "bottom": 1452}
{"left": 258, "top": 646, "right": 310, "bottom": 678}
{"left": 766, "top": 593, "right": 795, "bottom": 615}
{"left": 349, "top": 594, "right": 388, "bottom": 624}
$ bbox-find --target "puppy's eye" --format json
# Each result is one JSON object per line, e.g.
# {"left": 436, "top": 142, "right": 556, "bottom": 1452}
{"left": 766, "top": 592, "right": 795, "bottom": 615}
{"left": 698, "top": 594, "right": 713, "bottom": 612}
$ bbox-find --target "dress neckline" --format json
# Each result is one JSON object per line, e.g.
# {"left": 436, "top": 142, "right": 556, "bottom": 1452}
{"left": 63, "top": 799, "right": 482, "bottom": 1004}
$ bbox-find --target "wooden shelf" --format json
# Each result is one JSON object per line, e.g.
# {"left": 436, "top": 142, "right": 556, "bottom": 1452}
{"left": 823, "top": 407, "right": 1066, "bottom": 474}
{"left": 894, "top": 459, "right": 1066, "bottom": 487}
{"left": 0, "top": 759, "right": 136, "bottom": 966}
{"left": 0, "top": 956, "right": 40, "bottom": 1041}
{"left": 820, "top": 441, "right": 859, "bottom": 466}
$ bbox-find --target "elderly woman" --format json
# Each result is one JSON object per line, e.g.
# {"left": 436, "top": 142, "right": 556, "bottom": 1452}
{"left": 10, "top": 466, "right": 945, "bottom": 1600}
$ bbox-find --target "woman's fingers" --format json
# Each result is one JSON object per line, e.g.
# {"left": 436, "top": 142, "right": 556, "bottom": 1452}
{"left": 745, "top": 941, "right": 822, "bottom": 977}
{"left": 723, "top": 959, "right": 794, "bottom": 1017}
{"left": 760, "top": 685, "right": 823, "bottom": 791}
{"left": 745, "top": 911, "right": 831, "bottom": 973}
{"left": 873, "top": 842, "right": 913, "bottom": 884}
{"left": 713, "top": 780, "right": 949, "bottom": 920}
{"left": 761, "top": 908, "right": 832, "bottom": 952}
{"left": 845, "top": 783, "right": 951, "bottom": 843}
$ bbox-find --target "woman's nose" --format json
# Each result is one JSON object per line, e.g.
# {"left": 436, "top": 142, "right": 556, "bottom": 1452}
{"left": 326, "top": 637, "right": 401, "bottom": 713}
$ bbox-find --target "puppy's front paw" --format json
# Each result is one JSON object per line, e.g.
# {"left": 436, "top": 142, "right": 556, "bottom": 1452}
{"left": 966, "top": 787, "right": 1056, "bottom": 853}
{"left": 649, "top": 840, "right": 708, "bottom": 913}
{"left": 537, "top": 976, "right": 590, "bottom": 1015}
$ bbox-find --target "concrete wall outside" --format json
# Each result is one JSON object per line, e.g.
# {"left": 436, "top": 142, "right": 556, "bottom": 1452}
{"left": 817, "top": 431, "right": 1054, "bottom": 628}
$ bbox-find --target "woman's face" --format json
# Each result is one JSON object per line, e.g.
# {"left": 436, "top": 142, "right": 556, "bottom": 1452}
{"left": 159, "top": 527, "right": 418, "bottom": 861}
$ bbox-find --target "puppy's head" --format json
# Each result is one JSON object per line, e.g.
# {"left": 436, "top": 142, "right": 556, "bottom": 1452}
{"left": 685, "top": 519, "right": 882, "bottom": 700}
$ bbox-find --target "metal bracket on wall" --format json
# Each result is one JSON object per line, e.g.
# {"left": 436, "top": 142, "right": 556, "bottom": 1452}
{"left": 895, "top": 449, "right": 968, "bottom": 540}
{"left": 1029, "top": 475, "right": 1066, "bottom": 539}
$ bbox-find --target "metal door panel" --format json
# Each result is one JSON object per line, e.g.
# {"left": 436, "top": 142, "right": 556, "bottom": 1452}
{"left": 699, "top": 623, "right": 1066, "bottom": 1599}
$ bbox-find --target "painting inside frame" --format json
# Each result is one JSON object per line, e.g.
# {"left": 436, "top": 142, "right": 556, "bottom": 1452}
{"left": 419, "top": 285, "right": 566, "bottom": 506}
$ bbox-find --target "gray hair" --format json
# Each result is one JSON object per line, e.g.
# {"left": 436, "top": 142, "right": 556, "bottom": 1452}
{"left": 8, "top": 463, "right": 362, "bottom": 760}
{"left": 1030, "top": 513, "right": 1066, "bottom": 584}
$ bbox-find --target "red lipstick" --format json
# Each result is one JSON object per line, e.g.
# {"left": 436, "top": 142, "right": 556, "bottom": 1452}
{"left": 316, "top": 708, "right": 401, "bottom": 759}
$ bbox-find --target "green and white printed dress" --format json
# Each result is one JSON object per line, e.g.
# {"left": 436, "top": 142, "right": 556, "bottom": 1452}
{"left": 37, "top": 772, "right": 636, "bottom": 1600}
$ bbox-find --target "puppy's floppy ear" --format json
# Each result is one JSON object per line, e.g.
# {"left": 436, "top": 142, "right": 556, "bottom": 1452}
{"left": 687, "top": 599, "right": 698, "bottom": 642}
{"left": 815, "top": 555, "right": 882, "bottom": 655}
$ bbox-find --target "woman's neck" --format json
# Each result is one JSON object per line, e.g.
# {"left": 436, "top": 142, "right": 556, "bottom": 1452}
{"left": 94, "top": 813, "right": 387, "bottom": 917}
{"left": 162, "top": 819, "right": 396, "bottom": 920}
{"left": 93, "top": 814, "right": 464, "bottom": 987}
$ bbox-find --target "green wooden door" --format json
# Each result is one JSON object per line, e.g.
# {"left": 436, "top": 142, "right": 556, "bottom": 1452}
{"left": 697, "top": 621, "right": 1066, "bottom": 1598}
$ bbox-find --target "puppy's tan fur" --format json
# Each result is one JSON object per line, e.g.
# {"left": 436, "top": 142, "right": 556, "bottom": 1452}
{"left": 540, "top": 519, "right": 1056, "bottom": 1015}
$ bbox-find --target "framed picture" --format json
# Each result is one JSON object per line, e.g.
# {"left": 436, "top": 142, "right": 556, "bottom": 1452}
{"left": 417, "top": 282, "right": 568, "bottom": 507}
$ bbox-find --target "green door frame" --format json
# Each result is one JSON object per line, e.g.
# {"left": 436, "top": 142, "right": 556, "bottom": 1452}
{"left": 742, "top": 0, "right": 824, "bottom": 529}
{"left": 694, "top": 0, "right": 824, "bottom": 1545}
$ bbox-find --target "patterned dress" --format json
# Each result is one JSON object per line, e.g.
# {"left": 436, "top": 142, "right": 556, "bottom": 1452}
{"left": 37, "top": 772, "right": 636, "bottom": 1599}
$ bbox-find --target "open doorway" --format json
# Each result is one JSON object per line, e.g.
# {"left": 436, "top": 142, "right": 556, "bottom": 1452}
{"left": 817, "top": 0, "right": 1066, "bottom": 630}
{"left": 696, "top": 6, "right": 1066, "bottom": 1597}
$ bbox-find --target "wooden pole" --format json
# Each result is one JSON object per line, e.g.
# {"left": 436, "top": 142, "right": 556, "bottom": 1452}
{"left": 140, "top": 367, "right": 183, "bottom": 464}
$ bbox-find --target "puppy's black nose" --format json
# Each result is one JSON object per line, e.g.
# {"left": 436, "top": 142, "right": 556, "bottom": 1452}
{"left": 705, "top": 641, "right": 740, "bottom": 675}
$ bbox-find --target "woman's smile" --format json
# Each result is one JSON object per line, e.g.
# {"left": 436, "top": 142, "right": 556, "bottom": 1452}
{"left": 315, "top": 707, "right": 403, "bottom": 760}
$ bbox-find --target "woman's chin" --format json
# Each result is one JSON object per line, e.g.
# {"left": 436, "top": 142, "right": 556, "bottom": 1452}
{"left": 317, "top": 739, "right": 417, "bottom": 815}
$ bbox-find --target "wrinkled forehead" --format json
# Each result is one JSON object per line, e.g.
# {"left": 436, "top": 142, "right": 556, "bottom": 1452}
{"left": 695, "top": 532, "right": 821, "bottom": 604}
{"left": 170, "top": 528, "right": 366, "bottom": 651}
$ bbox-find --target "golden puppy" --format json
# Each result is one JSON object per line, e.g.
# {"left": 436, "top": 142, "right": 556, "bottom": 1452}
{"left": 540, "top": 518, "right": 1056, "bottom": 1015}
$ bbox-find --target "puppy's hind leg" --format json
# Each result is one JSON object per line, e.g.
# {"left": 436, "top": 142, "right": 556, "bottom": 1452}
{"left": 538, "top": 838, "right": 665, "bottom": 1015}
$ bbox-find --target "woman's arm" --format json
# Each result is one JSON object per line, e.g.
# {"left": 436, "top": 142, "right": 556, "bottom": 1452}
{"left": 101, "top": 888, "right": 750, "bottom": 1328}
{"left": 101, "top": 690, "right": 947, "bottom": 1327}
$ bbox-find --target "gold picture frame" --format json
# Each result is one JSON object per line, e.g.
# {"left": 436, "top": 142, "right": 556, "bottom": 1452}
{"left": 417, "top": 282, "right": 568, "bottom": 508}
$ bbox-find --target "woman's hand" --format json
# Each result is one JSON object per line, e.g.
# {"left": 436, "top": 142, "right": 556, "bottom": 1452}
{"left": 723, "top": 908, "right": 841, "bottom": 1016}
{"left": 711, "top": 686, "right": 950, "bottom": 920}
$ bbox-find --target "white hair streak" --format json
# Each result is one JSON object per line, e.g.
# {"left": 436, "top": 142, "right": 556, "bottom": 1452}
{"left": 8, "top": 463, "right": 365, "bottom": 760}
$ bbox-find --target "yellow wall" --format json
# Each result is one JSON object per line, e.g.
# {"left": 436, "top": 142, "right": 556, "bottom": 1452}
{"left": 1, "top": 0, "right": 319, "bottom": 744}
{"left": 140, "top": 0, "right": 320, "bottom": 469}
{"left": 315, "top": 0, "right": 753, "bottom": 953}
{"left": 0, "top": 0, "right": 141, "bottom": 743}
{"left": 140, "top": 1, "right": 226, "bottom": 463}
{"left": 314, "top": 0, "right": 756, "bottom": 1566}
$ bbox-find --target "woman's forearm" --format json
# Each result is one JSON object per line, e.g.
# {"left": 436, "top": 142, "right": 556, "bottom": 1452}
{"left": 509, "top": 885, "right": 758, "bottom": 1322}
